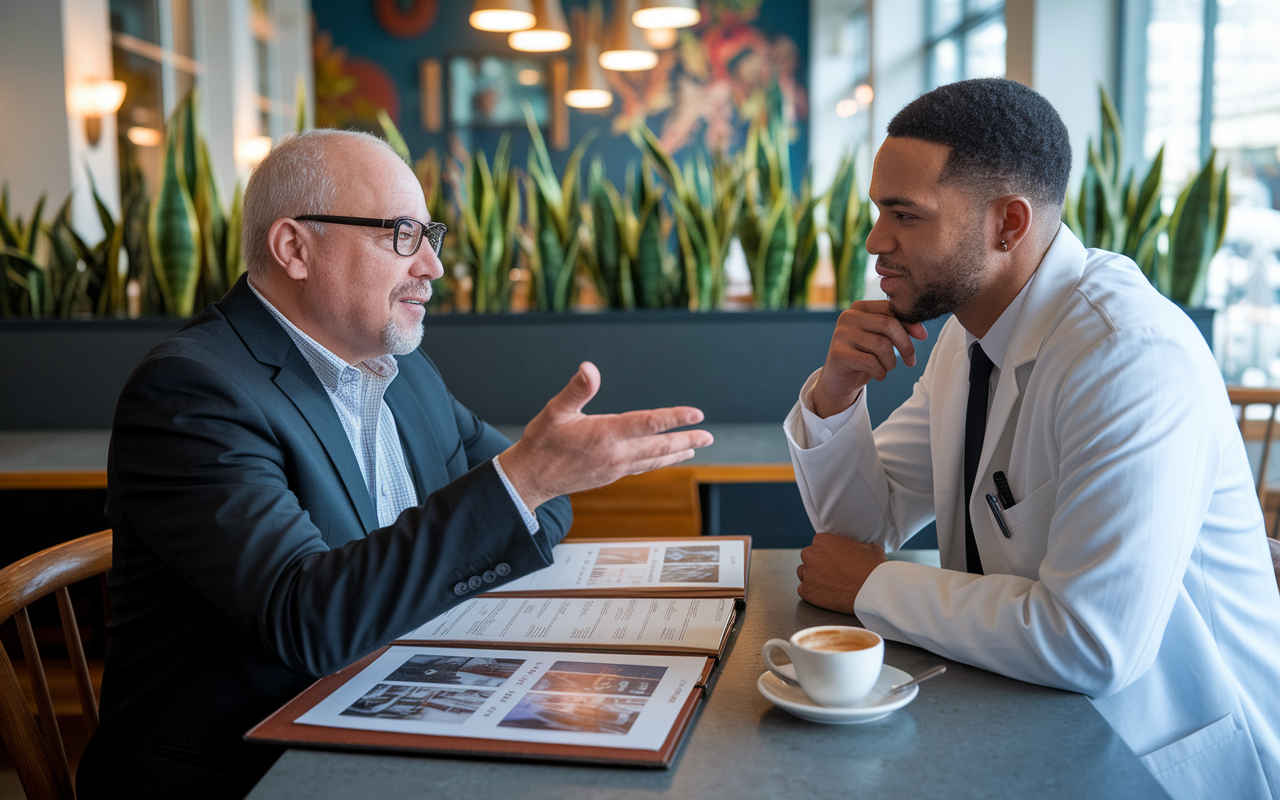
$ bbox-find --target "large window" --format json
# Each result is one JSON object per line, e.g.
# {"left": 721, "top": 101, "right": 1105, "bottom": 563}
{"left": 926, "top": 0, "right": 1005, "bottom": 89}
{"left": 1144, "top": 0, "right": 1280, "bottom": 386}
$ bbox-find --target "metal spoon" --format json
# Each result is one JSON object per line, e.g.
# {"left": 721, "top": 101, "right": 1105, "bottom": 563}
{"left": 882, "top": 665, "right": 946, "bottom": 697}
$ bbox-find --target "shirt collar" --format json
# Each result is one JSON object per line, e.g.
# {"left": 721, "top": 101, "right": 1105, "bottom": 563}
{"left": 247, "top": 280, "right": 399, "bottom": 391}
{"left": 964, "top": 274, "right": 1034, "bottom": 373}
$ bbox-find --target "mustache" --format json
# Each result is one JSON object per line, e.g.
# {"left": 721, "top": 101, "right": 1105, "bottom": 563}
{"left": 392, "top": 280, "right": 434, "bottom": 303}
{"left": 876, "top": 255, "right": 911, "bottom": 277}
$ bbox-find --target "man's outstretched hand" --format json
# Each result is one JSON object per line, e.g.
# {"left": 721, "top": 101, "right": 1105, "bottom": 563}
{"left": 500, "top": 362, "right": 714, "bottom": 509}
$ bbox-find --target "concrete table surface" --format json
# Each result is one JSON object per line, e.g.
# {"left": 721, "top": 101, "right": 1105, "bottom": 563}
{"left": 245, "top": 550, "right": 1167, "bottom": 800}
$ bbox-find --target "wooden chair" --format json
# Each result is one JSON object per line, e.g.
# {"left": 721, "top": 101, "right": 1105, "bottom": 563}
{"left": 1227, "top": 387, "right": 1280, "bottom": 537}
{"left": 564, "top": 464, "right": 795, "bottom": 540}
{"left": 0, "top": 530, "right": 112, "bottom": 800}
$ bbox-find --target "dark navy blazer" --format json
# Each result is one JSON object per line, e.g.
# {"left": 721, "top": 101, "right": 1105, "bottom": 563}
{"left": 77, "top": 277, "right": 571, "bottom": 799}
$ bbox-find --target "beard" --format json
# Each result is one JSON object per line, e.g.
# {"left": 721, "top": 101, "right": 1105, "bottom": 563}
{"left": 883, "top": 229, "right": 987, "bottom": 326}
{"left": 382, "top": 279, "right": 433, "bottom": 355}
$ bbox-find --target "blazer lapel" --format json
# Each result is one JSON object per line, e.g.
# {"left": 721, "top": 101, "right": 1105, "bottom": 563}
{"left": 219, "top": 276, "right": 380, "bottom": 534}
{"left": 385, "top": 372, "right": 452, "bottom": 499}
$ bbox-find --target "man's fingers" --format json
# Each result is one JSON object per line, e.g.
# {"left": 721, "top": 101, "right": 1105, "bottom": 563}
{"left": 614, "top": 405, "right": 707, "bottom": 437}
{"left": 548, "top": 361, "right": 601, "bottom": 417}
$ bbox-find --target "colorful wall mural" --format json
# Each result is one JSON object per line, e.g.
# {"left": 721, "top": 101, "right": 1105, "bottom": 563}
{"left": 309, "top": 0, "right": 808, "bottom": 187}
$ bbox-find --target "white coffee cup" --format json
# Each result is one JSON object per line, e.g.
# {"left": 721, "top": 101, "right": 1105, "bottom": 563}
{"left": 762, "top": 625, "right": 884, "bottom": 707}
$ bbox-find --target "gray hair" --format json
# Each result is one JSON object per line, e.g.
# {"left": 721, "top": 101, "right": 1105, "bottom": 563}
{"left": 241, "top": 129, "right": 397, "bottom": 278}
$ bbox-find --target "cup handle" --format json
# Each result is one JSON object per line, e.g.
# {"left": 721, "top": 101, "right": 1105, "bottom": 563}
{"left": 762, "top": 639, "right": 802, "bottom": 687}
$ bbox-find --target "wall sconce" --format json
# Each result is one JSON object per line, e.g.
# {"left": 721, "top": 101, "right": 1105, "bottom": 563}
{"left": 71, "top": 77, "right": 126, "bottom": 147}
{"left": 600, "top": 0, "right": 657, "bottom": 72}
{"left": 565, "top": 7, "right": 612, "bottom": 109}
{"left": 126, "top": 126, "right": 163, "bottom": 147}
{"left": 235, "top": 135, "right": 273, "bottom": 166}
{"left": 509, "top": 0, "right": 571, "bottom": 52}
{"left": 632, "top": 0, "right": 700, "bottom": 30}
{"left": 470, "top": 0, "right": 536, "bottom": 32}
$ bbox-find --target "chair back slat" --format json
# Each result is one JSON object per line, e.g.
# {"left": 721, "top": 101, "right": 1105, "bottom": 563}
{"left": 54, "top": 589, "right": 97, "bottom": 736}
{"left": 0, "top": 646, "right": 65, "bottom": 800}
{"left": 0, "top": 530, "right": 112, "bottom": 800}
{"left": 14, "top": 608, "right": 71, "bottom": 795}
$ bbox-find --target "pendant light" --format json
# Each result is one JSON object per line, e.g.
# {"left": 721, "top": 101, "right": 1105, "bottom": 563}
{"left": 631, "top": 0, "right": 700, "bottom": 30}
{"left": 565, "top": 6, "right": 612, "bottom": 108}
{"left": 642, "top": 27, "right": 677, "bottom": 49}
{"left": 470, "top": 0, "right": 536, "bottom": 32}
{"left": 509, "top": 0, "right": 571, "bottom": 52}
{"left": 599, "top": 0, "right": 657, "bottom": 71}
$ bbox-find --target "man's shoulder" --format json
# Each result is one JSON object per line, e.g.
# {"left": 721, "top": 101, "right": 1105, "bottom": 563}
{"left": 1041, "top": 247, "right": 1212, "bottom": 372}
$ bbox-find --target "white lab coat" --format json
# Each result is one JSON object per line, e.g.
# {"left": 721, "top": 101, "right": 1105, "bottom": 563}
{"left": 785, "top": 226, "right": 1280, "bottom": 800}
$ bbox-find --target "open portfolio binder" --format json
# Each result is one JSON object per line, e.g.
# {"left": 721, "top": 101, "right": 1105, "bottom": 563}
{"left": 245, "top": 537, "right": 751, "bottom": 768}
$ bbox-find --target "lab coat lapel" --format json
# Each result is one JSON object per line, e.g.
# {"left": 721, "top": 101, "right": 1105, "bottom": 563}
{"left": 969, "top": 226, "right": 1087, "bottom": 563}
{"left": 932, "top": 342, "right": 973, "bottom": 572}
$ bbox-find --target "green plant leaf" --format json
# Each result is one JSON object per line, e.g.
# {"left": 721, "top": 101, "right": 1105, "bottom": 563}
{"left": 377, "top": 109, "right": 412, "bottom": 164}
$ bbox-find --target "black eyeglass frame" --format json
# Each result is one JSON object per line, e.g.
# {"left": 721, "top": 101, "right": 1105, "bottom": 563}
{"left": 292, "top": 214, "right": 447, "bottom": 257}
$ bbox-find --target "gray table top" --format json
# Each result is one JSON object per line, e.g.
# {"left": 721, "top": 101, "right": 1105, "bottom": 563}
{"left": 245, "top": 550, "right": 1167, "bottom": 800}
{"left": 0, "top": 425, "right": 789, "bottom": 474}
{"left": 0, "top": 430, "right": 111, "bottom": 473}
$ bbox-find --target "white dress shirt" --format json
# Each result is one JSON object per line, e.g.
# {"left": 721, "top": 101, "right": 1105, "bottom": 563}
{"left": 249, "top": 282, "right": 537, "bottom": 533}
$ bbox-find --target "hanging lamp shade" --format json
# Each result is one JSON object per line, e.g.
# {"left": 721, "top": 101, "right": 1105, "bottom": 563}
{"left": 566, "top": 7, "right": 612, "bottom": 108}
{"left": 643, "top": 27, "right": 677, "bottom": 49}
{"left": 599, "top": 0, "right": 657, "bottom": 71}
{"left": 509, "top": 0, "right": 571, "bottom": 52}
{"left": 632, "top": 0, "right": 700, "bottom": 30}
{"left": 469, "top": 0, "right": 536, "bottom": 32}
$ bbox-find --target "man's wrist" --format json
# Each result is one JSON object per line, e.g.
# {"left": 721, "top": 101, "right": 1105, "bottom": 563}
{"left": 497, "top": 442, "right": 551, "bottom": 510}
{"left": 810, "top": 380, "right": 862, "bottom": 420}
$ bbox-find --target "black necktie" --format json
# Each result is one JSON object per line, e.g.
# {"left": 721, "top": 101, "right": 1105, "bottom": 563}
{"left": 964, "top": 343, "right": 995, "bottom": 575}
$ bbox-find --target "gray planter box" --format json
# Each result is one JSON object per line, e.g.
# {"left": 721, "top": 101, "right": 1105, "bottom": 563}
{"left": 0, "top": 305, "right": 1213, "bottom": 431}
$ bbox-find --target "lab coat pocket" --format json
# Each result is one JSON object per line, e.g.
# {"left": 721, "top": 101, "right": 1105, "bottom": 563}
{"left": 1139, "top": 712, "right": 1268, "bottom": 800}
{"left": 998, "top": 477, "right": 1056, "bottom": 531}
{"left": 985, "top": 478, "right": 1057, "bottom": 572}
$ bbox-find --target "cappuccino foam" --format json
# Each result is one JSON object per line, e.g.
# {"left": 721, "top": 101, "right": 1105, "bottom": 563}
{"left": 797, "top": 628, "right": 879, "bottom": 653}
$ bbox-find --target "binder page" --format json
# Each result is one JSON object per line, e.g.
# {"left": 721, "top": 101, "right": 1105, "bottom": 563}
{"left": 400, "top": 596, "right": 734, "bottom": 653}
{"left": 295, "top": 646, "right": 707, "bottom": 751}
{"left": 493, "top": 539, "right": 746, "bottom": 594}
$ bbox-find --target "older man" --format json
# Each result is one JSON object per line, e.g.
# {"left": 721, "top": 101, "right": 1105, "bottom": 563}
{"left": 788, "top": 79, "right": 1280, "bottom": 799}
{"left": 77, "top": 130, "right": 711, "bottom": 799}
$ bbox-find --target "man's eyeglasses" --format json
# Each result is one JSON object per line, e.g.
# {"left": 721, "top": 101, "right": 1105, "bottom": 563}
{"left": 293, "top": 215, "right": 447, "bottom": 257}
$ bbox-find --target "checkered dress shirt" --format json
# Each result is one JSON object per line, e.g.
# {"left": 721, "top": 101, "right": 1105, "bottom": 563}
{"left": 249, "top": 284, "right": 537, "bottom": 533}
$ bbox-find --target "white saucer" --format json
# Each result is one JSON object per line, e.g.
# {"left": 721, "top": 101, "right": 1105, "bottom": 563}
{"left": 757, "top": 663, "right": 919, "bottom": 724}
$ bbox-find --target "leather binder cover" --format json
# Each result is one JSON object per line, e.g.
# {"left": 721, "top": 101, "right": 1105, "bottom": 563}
{"left": 245, "top": 648, "right": 715, "bottom": 769}
{"left": 482, "top": 536, "right": 753, "bottom": 602}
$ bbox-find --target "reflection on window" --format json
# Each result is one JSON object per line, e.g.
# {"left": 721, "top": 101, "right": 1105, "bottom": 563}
{"left": 926, "top": 0, "right": 1005, "bottom": 90}
{"left": 110, "top": 0, "right": 202, "bottom": 196}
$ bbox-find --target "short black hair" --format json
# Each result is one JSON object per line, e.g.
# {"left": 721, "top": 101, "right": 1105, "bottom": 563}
{"left": 886, "top": 78, "right": 1072, "bottom": 210}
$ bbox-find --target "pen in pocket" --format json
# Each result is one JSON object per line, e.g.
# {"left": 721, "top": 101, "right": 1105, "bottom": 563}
{"left": 993, "top": 471, "right": 1016, "bottom": 509}
{"left": 985, "top": 493, "right": 1013, "bottom": 538}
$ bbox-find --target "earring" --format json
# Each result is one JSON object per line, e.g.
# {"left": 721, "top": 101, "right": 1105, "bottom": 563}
{"left": 999, "top": 240, "right": 1008, "bottom": 251}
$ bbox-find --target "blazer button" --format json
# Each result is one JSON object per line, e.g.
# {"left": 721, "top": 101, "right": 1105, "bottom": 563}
{"left": 454, "top": 581, "right": 469, "bottom": 596}
{"left": 495, "top": 563, "right": 511, "bottom": 577}
{"left": 468, "top": 575, "right": 484, "bottom": 590}
{"left": 482, "top": 570, "right": 497, "bottom": 583}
